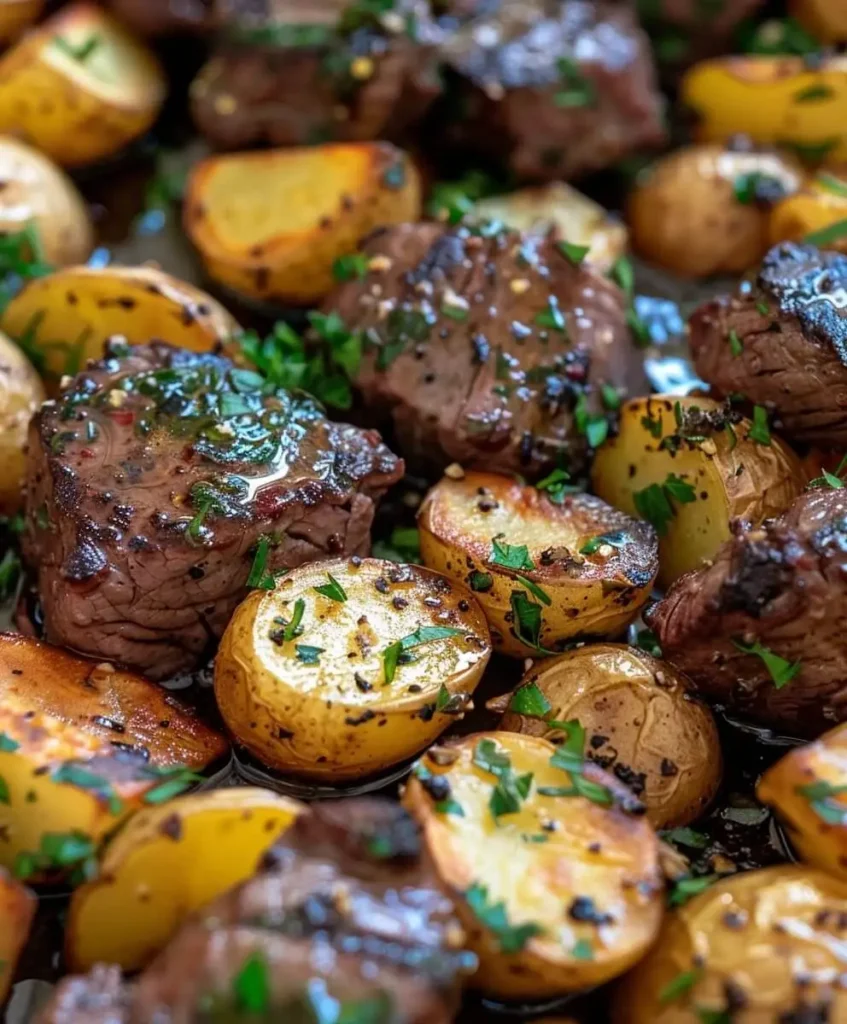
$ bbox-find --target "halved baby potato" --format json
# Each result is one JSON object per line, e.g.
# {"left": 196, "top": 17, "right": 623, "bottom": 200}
{"left": 0, "top": 331, "right": 44, "bottom": 513}
{"left": 612, "top": 866, "right": 847, "bottom": 1022}
{"left": 0, "top": 2, "right": 166, "bottom": 167}
{"left": 769, "top": 166, "right": 847, "bottom": 251}
{"left": 66, "top": 787, "right": 303, "bottom": 973}
{"left": 417, "top": 471, "right": 658, "bottom": 657}
{"left": 494, "top": 644, "right": 723, "bottom": 830}
{"left": 591, "top": 396, "right": 805, "bottom": 588}
{"left": 184, "top": 142, "right": 421, "bottom": 307}
{"left": 473, "top": 182, "right": 628, "bottom": 272}
{"left": 214, "top": 557, "right": 491, "bottom": 781}
{"left": 0, "top": 633, "right": 228, "bottom": 769}
{"left": 0, "top": 0, "right": 44, "bottom": 45}
{"left": 682, "top": 55, "right": 847, "bottom": 165}
{"left": 758, "top": 722, "right": 847, "bottom": 881}
{"left": 402, "top": 731, "right": 663, "bottom": 1000}
{"left": 0, "top": 869, "right": 34, "bottom": 1002}
{"left": 0, "top": 136, "right": 93, "bottom": 266}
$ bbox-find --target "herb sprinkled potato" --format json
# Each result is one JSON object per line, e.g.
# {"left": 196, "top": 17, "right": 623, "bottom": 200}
{"left": 184, "top": 142, "right": 421, "bottom": 307}
{"left": 2, "top": 264, "right": 239, "bottom": 391}
{"left": 0, "top": 2, "right": 166, "bottom": 167}
{"left": 66, "top": 788, "right": 303, "bottom": 973}
{"left": 495, "top": 644, "right": 722, "bottom": 829}
{"left": 214, "top": 557, "right": 491, "bottom": 781}
{"left": 417, "top": 471, "right": 658, "bottom": 657}
{"left": 0, "top": 330, "right": 44, "bottom": 513}
{"left": 403, "top": 731, "right": 663, "bottom": 1000}
{"left": 769, "top": 166, "right": 847, "bottom": 251}
{"left": 591, "top": 396, "right": 805, "bottom": 588}
{"left": 0, "top": 869, "right": 34, "bottom": 1002}
{"left": 758, "top": 722, "right": 847, "bottom": 880}
{"left": 613, "top": 866, "right": 847, "bottom": 1023}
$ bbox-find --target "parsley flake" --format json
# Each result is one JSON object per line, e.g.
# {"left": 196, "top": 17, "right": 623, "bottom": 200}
{"left": 732, "top": 638, "right": 800, "bottom": 689}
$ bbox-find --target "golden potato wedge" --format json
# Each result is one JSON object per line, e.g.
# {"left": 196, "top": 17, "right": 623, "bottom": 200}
{"left": 612, "top": 866, "right": 847, "bottom": 1023}
{"left": 1, "top": 264, "right": 240, "bottom": 390}
{"left": 0, "top": 0, "right": 44, "bottom": 45}
{"left": 473, "top": 182, "right": 628, "bottom": 272}
{"left": 627, "top": 144, "right": 804, "bottom": 278}
{"left": 590, "top": 396, "right": 805, "bottom": 588}
{"left": 682, "top": 55, "right": 847, "bottom": 165}
{"left": 495, "top": 644, "right": 722, "bottom": 830}
{"left": 417, "top": 471, "right": 658, "bottom": 657}
{"left": 0, "top": 633, "right": 228, "bottom": 770}
{"left": 758, "top": 722, "right": 847, "bottom": 880}
{"left": 0, "top": 2, "right": 166, "bottom": 167}
{"left": 184, "top": 142, "right": 421, "bottom": 307}
{"left": 769, "top": 166, "right": 847, "bottom": 251}
{"left": 66, "top": 787, "right": 303, "bottom": 972}
{"left": 0, "top": 869, "right": 34, "bottom": 1002}
{"left": 403, "top": 731, "right": 663, "bottom": 1000}
{"left": 0, "top": 136, "right": 93, "bottom": 266}
{"left": 215, "top": 557, "right": 491, "bottom": 781}
{"left": 791, "top": 0, "right": 847, "bottom": 43}
{"left": 0, "top": 331, "right": 43, "bottom": 513}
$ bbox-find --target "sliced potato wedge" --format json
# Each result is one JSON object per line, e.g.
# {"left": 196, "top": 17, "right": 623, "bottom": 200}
{"left": 184, "top": 142, "right": 421, "bottom": 306}
{"left": 66, "top": 787, "right": 303, "bottom": 972}
{"left": 590, "top": 396, "right": 805, "bottom": 588}
{"left": 402, "top": 731, "right": 663, "bottom": 1000}
{"left": 0, "top": 2, "right": 166, "bottom": 167}
{"left": 769, "top": 166, "right": 847, "bottom": 251}
{"left": 0, "top": 869, "right": 34, "bottom": 1002}
{"left": 495, "top": 644, "right": 723, "bottom": 829}
{"left": 473, "top": 182, "right": 628, "bottom": 272}
{"left": 417, "top": 471, "right": 658, "bottom": 657}
{"left": 0, "top": 0, "right": 44, "bottom": 45}
{"left": 0, "top": 634, "right": 228, "bottom": 770}
{"left": 758, "top": 722, "right": 847, "bottom": 880}
{"left": 0, "top": 330, "right": 44, "bottom": 513}
{"left": 215, "top": 557, "right": 491, "bottom": 781}
{"left": 2, "top": 264, "right": 239, "bottom": 390}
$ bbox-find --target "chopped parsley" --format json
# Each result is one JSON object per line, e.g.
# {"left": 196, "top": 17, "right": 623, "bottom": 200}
{"left": 809, "top": 454, "right": 847, "bottom": 490}
{"left": 748, "top": 405, "right": 772, "bottom": 446}
{"left": 295, "top": 645, "right": 323, "bottom": 665}
{"left": 548, "top": 719, "right": 586, "bottom": 775}
{"left": 509, "top": 682, "right": 552, "bottom": 718}
{"left": 635, "top": 628, "right": 662, "bottom": 657}
{"left": 727, "top": 329, "right": 743, "bottom": 357}
{"left": 0, "top": 776, "right": 8, "bottom": 805}
{"left": 641, "top": 411, "right": 664, "bottom": 439}
{"left": 435, "top": 798, "right": 464, "bottom": 817}
{"left": 246, "top": 535, "right": 276, "bottom": 590}
{"left": 142, "top": 766, "right": 203, "bottom": 805}
{"left": 233, "top": 952, "right": 270, "bottom": 1013}
{"left": 534, "top": 296, "right": 567, "bottom": 332}
{"left": 557, "top": 240, "right": 590, "bottom": 265}
{"left": 372, "top": 526, "right": 420, "bottom": 563}
{"left": 332, "top": 252, "right": 369, "bottom": 282}
{"left": 633, "top": 474, "right": 696, "bottom": 535}
{"left": 554, "top": 56, "right": 595, "bottom": 108}
{"left": 732, "top": 638, "right": 800, "bottom": 689}
{"left": 796, "top": 780, "right": 847, "bottom": 825}
{"left": 382, "top": 625, "right": 464, "bottom": 684}
{"left": 662, "top": 827, "right": 709, "bottom": 850}
{"left": 817, "top": 173, "right": 847, "bottom": 198}
{"left": 574, "top": 393, "right": 609, "bottom": 448}
{"left": 490, "top": 535, "right": 535, "bottom": 571}
{"left": 466, "top": 882, "right": 543, "bottom": 952}
{"left": 469, "top": 570, "right": 494, "bottom": 592}
{"left": 804, "top": 218, "right": 847, "bottom": 248}
{"left": 52, "top": 34, "right": 101, "bottom": 62}
{"left": 473, "top": 738, "right": 533, "bottom": 820}
{"left": 0, "top": 732, "right": 19, "bottom": 752}
{"left": 579, "top": 532, "right": 626, "bottom": 556}
{"left": 509, "top": 590, "right": 548, "bottom": 651}
{"left": 14, "top": 830, "right": 97, "bottom": 882}
{"left": 794, "top": 83, "right": 835, "bottom": 103}
{"left": 535, "top": 467, "right": 573, "bottom": 504}
{"left": 282, "top": 598, "right": 306, "bottom": 642}
{"left": 313, "top": 573, "right": 348, "bottom": 602}
{"left": 660, "top": 969, "right": 702, "bottom": 1004}
{"left": 514, "top": 573, "right": 551, "bottom": 606}
{"left": 571, "top": 938, "right": 593, "bottom": 961}
{"left": 668, "top": 875, "right": 717, "bottom": 907}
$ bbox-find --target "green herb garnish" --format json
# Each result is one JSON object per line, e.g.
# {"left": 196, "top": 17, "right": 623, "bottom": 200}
{"left": 313, "top": 572, "right": 347, "bottom": 603}
{"left": 490, "top": 535, "right": 535, "bottom": 571}
{"left": 732, "top": 638, "right": 800, "bottom": 689}
{"left": 509, "top": 682, "right": 552, "bottom": 718}
{"left": 466, "top": 882, "right": 543, "bottom": 952}
{"left": 633, "top": 474, "right": 696, "bottom": 535}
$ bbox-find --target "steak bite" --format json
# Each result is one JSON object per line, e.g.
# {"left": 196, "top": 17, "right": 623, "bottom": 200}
{"left": 331, "top": 221, "right": 648, "bottom": 478}
{"left": 690, "top": 242, "right": 847, "bottom": 446}
{"left": 439, "top": 0, "right": 665, "bottom": 182}
{"left": 647, "top": 488, "right": 847, "bottom": 738}
{"left": 23, "top": 343, "right": 402, "bottom": 680}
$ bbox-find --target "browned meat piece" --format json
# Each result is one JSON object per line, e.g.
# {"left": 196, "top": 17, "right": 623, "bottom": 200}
{"left": 647, "top": 488, "right": 847, "bottom": 738}
{"left": 107, "top": 0, "right": 340, "bottom": 38}
{"left": 39, "top": 800, "right": 473, "bottom": 1024}
{"left": 330, "top": 221, "right": 648, "bottom": 478}
{"left": 439, "top": 0, "right": 666, "bottom": 182}
{"left": 690, "top": 243, "right": 847, "bottom": 446}
{"left": 23, "top": 343, "right": 402, "bottom": 680}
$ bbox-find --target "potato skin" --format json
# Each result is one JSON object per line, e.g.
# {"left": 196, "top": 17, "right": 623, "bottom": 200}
{"left": 403, "top": 731, "right": 663, "bottom": 1000}
{"left": 591, "top": 396, "right": 806, "bottom": 588}
{"left": 758, "top": 722, "right": 847, "bottom": 880}
{"left": 790, "top": 0, "right": 847, "bottom": 43}
{"left": 0, "top": 0, "right": 43, "bottom": 44}
{"left": 417, "top": 471, "right": 658, "bottom": 657}
{"left": 0, "top": 2, "right": 166, "bottom": 168}
{"left": 0, "top": 869, "right": 34, "bottom": 1002}
{"left": 184, "top": 142, "right": 421, "bottom": 306}
{"left": 628, "top": 144, "right": 803, "bottom": 278}
{"left": 0, "top": 332, "right": 44, "bottom": 513}
{"left": 769, "top": 166, "right": 847, "bottom": 251}
{"left": 612, "top": 866, "right": 847, "bottom": 1023}
{"left": 497, "top": 644, "right": 722, "bottom": 829}
{"left": 215, "top": 558, "right": 491, "bottom": 781}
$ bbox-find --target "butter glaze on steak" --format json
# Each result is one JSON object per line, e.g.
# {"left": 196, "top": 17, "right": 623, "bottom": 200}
{"left": 23, "top": 343, "right": 402, "bottom": 680}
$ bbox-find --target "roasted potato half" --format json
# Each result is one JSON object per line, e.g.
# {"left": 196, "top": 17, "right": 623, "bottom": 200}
{"left": 0, "top": 331, "right": 43, "bottom": 513}
{"left": 627, "top": 144, "right": 804, "bottom": 277}
{"left": 0, "top": 136, "right": 93, "bottom": 266}
{"left": 184, "top": 142, "right": 421, "bottom": 307}
{"left": 769, "top": 166, "right": 847, "bottom": 251}
{"left": 66, "top": 787, "right": 303, "bottom": 972}
{"left": 403, "top": 731, "right": 663, "bottom": 1000}
{"left": 682, "top": 55, "right": 847, "bottom": 165}
{"left": 0, "top": 634, "right": 228, "bottom": 770}
{"left": 215, "top": 557, "right": 491, "bottom": 781}
{"left": 758, "top": 722, "right": 847, "bottom": 880}
{"left": 790, "top": 0, "right": 847, "bottom": 43}
{"left": 0, "top": 2, "right": 166, "bottom": 168}
{"left": 0, "top": 0, "right": 44, "bottom": 45}
{"left": 1, "top": 264, "right": 239, "bottom": 390}
{"left": 473, "top": 182, "right": 628, "bottom": 272}
{"left": 591, "top": 396, "right": 805, "bottom": 588}
{"left": 495, "top": 644, "right": 722, "bottom": 829}
{"left": 0, "top": 869, "right": 34, "bottom": 1002}
{"left": 417, "top": 471, "right": 658, "bottom": 657}
{"left": 612, "top": 866, "right": 847, "bottom": 1022}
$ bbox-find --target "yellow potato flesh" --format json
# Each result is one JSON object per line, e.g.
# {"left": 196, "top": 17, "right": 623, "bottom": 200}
{"left": 0, "top": 870, "right": 34, "bottom": 1002}
{"left": 215, "top": 558, "right": 491, "bottom": 780}
{"left": 66, "top": 788, "right": 302, "bottom": 972}
{"left": 769, "top": 169, "right": 847, "bottom": 251}
{"left": 403, "top": 731, "right": 662, "bottom": 1000}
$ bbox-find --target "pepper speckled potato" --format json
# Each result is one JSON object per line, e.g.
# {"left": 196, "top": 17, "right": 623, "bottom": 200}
{"left": 0, "top": 331, "right": 44, "bottom": 513}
